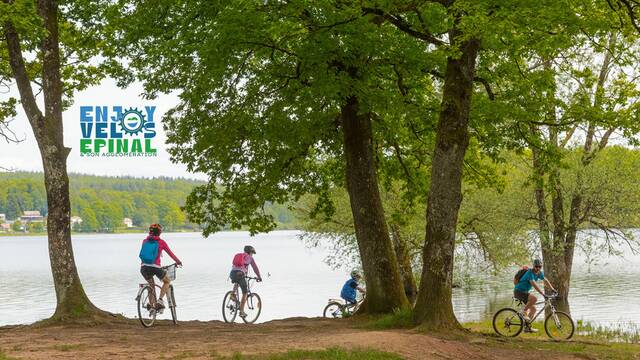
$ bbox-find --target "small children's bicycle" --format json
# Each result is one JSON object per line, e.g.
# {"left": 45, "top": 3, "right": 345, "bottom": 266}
{"left": 323, "top": 294, "right": 364, "bottom": 318}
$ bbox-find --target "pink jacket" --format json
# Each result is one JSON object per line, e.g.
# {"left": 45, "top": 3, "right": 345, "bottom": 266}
{"left": 232, "top": 253, "right": 261, "bottom": 278}
{"left": 141, "top": 236, "right": 180, "bottom": 267}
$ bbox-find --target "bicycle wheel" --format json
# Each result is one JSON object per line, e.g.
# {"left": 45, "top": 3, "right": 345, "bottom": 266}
{"left": 492, "top": 308, "right": 524, "bottom": 337}
{"left": 137, "top": 285, "right": 157, "bottom": 328}
{"left": 242, "top": 293, "right": 262, "bottom": 324}
{"left": 169, "top": 285, "right": 178, "bottom": 325}
{"left": 323, "top": 302, "right": 344, "bottom": 319}
{"left": 544, "top": 311, "right": 574, "bottom": 340}
{"left": 222, "top": 291, "right": 238, "bottom": 323}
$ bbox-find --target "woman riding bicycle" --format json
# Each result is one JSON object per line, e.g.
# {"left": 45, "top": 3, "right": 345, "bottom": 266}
{"left": 230, "top": 245, "right": 262, "bottom": 319}
{"left": 139, "top": 223, "right": 182, "bottom": 311}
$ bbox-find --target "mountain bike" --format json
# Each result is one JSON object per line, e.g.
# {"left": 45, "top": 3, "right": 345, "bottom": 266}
{"left": 492, "top": 292, "right": 574, "bottom": 340}
{"left": 323, "top": 293, "right": 365, "bottom": 318}
{"left": 222, "top": 276, "right": 262, "bottom": 324}
{"left": 135, "top": 263, "right": 179, "bottom": 327}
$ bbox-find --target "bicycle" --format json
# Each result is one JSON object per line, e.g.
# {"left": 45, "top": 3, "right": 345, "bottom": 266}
{"left": 135, "top": 263, "right": 179, "bottom": 328}
{"left": 222, "top": 276, "right": 262, "bottom": 324}
{"left": 492, "top": 292, "right": 575, "bottom": 340}
{"left": 323, "top": 294, "right": 365, "bottom": 318}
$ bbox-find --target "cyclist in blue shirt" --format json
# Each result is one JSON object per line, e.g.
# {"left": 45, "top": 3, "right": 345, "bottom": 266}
{"left": 514, "top": 259, "right": 556, "bottom": 332}
{"left": 341, "top": 270, "right": 365, "bottom": 305}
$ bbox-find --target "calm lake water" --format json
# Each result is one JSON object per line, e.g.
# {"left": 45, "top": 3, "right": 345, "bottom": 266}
{"left": 0, "top": 230, "right": 638, "bottom": 328}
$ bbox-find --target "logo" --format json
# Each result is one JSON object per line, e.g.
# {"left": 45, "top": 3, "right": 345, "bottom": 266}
{"left": 79, "top": 106, "right": 157, "bottom": 157}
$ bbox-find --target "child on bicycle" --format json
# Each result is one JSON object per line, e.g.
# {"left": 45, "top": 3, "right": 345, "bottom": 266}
{"left": 230, "top": 245, "right": 262, "bottom": 318}
{"left": 139, "top": 223, "right": 182, "bottom": 311}
{"left": 341, "top": 270, "right": 365, "bottom": 306}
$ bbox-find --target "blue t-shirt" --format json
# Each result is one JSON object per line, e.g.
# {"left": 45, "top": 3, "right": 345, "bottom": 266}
{"left": 514, "top": 269, "right": 544, "bottom": 293}
{"left": 340, "top": 278, "right": 358, "bottom": 303}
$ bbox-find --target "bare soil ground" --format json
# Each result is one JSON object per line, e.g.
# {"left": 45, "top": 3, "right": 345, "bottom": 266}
{"left": 0, "top": 317, "right": 585, "bottom": 360}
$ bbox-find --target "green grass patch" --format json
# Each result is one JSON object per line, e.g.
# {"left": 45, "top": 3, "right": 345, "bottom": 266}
{"left": 0, "top": 349, "right": 18, "bottom": 360}
{"left": 576, "top": 320, "right": 640, "bottom": 344}
{"left": 363, "top": 307, "right": 414, "bottom": 330}
{"left": 53, "top": 343, "right": 85, "bottom": 352}
{"left": 464, "top": 320, "right": 640, "bottom": 360}
{"left": 213, "top": 347, "right": 403, "bottom": 360}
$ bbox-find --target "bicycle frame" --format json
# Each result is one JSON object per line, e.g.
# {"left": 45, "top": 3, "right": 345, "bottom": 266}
{"left": 516, "top": 296, "right": 557, "bottom": 323}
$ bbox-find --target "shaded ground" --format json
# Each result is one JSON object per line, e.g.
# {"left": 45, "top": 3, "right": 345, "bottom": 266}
{"left": 0, "top": 317, "right": 624, "bottom": 359}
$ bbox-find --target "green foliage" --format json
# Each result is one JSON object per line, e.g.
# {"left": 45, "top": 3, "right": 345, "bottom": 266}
{"left": 102, "top": 0, "right": 439, "bottom": 236}
{"left": 11, "top": 220, "right": 22, "bottom": 232}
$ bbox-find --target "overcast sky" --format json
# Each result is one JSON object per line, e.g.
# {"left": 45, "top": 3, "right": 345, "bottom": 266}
{"left": 0, "top": 79, "right": 206, "bottom": 180}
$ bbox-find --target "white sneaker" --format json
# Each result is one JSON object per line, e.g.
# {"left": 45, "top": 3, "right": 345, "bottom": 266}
{"left": 524, "top": 327, "right": 538, "bottom": 333}
{"left": 239, "top": 311, "right": 248, "bottom": 318}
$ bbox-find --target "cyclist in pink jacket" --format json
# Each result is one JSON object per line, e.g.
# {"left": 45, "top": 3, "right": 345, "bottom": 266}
{"left": 230, "top": 245, "right": 262, "bottom": 318}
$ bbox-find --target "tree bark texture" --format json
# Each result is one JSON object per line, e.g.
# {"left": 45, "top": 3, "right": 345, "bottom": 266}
{"left": 341, "top": 95, "right": 409, "bottom": 313}
{"left": 4, "top": 0, "right": 105, "bottom": 321}
{"left": 413, "top": 33, "right": 480, "bottom": 328}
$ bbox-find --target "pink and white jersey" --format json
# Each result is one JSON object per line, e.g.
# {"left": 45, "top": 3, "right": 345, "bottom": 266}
{"left": 231, "top": 253, "right": 261, "bottom": 278}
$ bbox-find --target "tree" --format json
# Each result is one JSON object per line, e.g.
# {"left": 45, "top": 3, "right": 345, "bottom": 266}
{"left": 11, "top": 219, "right": 23, "bottom": 232}
{"left": 28, "top": 221, "right": 44, "bottom": 233}
{"left": 101, "top": 0, "right": 462, "bottom": 313}
{"left": 1, "top": 0, "right": 111, "bottom": 321}
{"left": 514, "top": 31, "right": 640, "bottom": 313}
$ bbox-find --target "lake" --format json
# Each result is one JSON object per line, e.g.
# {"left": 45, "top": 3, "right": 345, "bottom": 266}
{"left": 0, "top": 230, "right": 638, "bottom": 328}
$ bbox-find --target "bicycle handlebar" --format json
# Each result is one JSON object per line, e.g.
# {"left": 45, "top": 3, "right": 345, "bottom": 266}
{"left": 163, "top": 263, "right": 182, "bottom": 269}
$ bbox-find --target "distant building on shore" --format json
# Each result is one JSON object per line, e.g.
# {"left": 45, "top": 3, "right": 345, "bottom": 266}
{"left": 0, "top": 223, "right": 9, "bottom": 232}
{"left": 123, "top": 218, "right": 133, "bottom": 228}
{"left": 71, "top": 216, "right": 83, "bottom": 226}
{"left": 0, "top": 213, "right": 5, "bottom": 222}
{"left": 21, "top": 211, "right": 44, "bottom": 223}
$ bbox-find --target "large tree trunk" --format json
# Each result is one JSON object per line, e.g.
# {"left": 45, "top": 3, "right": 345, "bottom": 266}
{"left": 341, "top": 95, "right": 409, "bottom": 313}
{"left": 413, "top": 34, "right": 480, "bottom": 328}
{"left": 5, "top": 0, "right": 108, "bottom": 322}
{"left": 390, "top": 223, "right": 417, "bottom": 304}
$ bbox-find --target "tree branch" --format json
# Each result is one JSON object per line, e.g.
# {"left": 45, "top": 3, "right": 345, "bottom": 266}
{"left": 362, "top": 7, "right": 446, "bottom": 46}
{"left": 3, "top": 21, "right": 44, "bottom": 128}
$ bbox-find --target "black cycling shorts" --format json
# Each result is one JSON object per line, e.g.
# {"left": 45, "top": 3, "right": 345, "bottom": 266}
{"left": 514, "top": 290, "right": 530, "bottom": 303}
{"left": 230, "top": 270, "right": 247, "bottom": 294}
{"left": 141, "top": 265, "right": 167, "bottom": 281}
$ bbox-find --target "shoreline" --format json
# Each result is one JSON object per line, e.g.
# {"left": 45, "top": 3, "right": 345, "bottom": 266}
{"left": 0, "top": 227, "right": 301, "bottom": 237}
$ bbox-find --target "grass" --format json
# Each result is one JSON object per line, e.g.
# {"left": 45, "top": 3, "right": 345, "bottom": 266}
{"left": 0, "top": 349, "right": 17, "bottom": 360}
{"left": 576, "top": 320, "right": 640, "bottom": 344}
{"left": 212, "top": 348, "right": 403, "bottom": 360}
{"left": 465, "top": 320, "right": 640, "bottom": 360}
{"left": 53, "top": 343, "right": 85, "bottom": 352}
{"left": 362, "top": 307, "right": 414, "bottom": 330}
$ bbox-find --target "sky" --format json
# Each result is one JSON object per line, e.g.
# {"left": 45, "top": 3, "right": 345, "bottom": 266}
{"left": 0, "top": 78, "right": 207, "bottom": 180}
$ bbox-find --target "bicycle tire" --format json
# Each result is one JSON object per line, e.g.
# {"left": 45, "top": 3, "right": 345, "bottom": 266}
{"left": 323, "top": 302, "right": 344, "bottom": 319}
{"left": 242, "top": 293, "right": 262, "bottom": 324}
{"left": 492, "top": 308, "right": 524, "bottom": 337}
{"left": 169, "top": 285, "right": 178, "bottom": 325}
{"left": 544, "top": 311, "right": 574, "bottom": 340}
{"left": 137, "top": 285, "right": 156, "bottom": 328}
{"left": 222, "top": 291, "right": 238, "bottom": 323}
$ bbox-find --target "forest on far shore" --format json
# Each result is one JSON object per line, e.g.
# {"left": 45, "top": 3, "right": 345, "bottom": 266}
{"left": 0, "top": 172, "right": 297, "bottom": 232}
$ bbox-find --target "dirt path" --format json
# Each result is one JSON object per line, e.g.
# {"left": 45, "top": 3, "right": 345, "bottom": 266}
{"left": 0, "top": 318, "right": 581, "bottom": 359}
